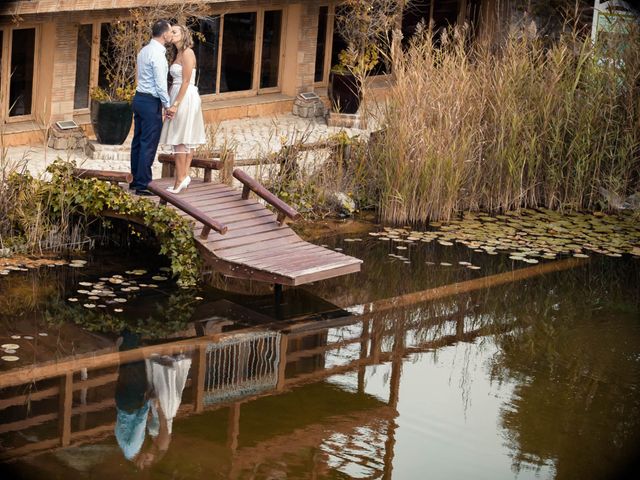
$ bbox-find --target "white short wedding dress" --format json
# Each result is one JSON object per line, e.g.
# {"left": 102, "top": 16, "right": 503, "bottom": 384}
{"left": 160, "top": 63, "right": 206, "bottom": 151}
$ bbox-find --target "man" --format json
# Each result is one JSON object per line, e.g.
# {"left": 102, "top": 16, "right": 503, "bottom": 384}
{"left": 130, "top": 20, "right": 173, "bottom": 196}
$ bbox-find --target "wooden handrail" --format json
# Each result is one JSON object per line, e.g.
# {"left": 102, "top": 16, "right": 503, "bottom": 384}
{"left": 232, "top": 169, "right": 301, "bottom": 225}
{"left": 72, "top": 169, "right": 133, "bottom": 184}
{"left": 158, "top": 154, "right": 223, "bottom": 171}
{"left": 158, "top": 153, "right": 234, "bottom": 184}
{"left": 147, "top": 181, "right": 228, "bottom": 237}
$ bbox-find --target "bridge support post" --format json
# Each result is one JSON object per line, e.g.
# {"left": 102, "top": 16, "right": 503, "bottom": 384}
{"left": 274, "top": 284, "right": 283, "bottom": 305}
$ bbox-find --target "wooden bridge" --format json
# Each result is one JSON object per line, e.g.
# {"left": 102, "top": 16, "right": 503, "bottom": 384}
{"left": 74, "top": 155, "right": 361, "bottom": 287}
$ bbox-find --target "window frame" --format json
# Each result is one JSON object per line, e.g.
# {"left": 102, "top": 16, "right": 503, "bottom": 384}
{"left": 71, "top": 5, "right": 287, "bottom": 114}
{"left": 256, "top": 8, "right": 287, "bottom": 95}
{"left": 198, "top": 5, "right": 287, "bottom": 100}
{"left": 0, "top": 24, "right": 40, "bottom": 124}
{"left": 73, "top": 22, "right": 101, "bottom": 113}
{"left": 313, "top": 2, "right": 336, "bottom": 87}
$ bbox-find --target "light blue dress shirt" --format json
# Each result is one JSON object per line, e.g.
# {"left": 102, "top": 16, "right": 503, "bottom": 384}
{"left": 136, "top": 39, "right": 171, "bottom": 109}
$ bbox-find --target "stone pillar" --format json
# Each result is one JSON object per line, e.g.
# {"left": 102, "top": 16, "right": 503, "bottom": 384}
{"left": 296, "top": 2, "right": 319, "bottom": 94}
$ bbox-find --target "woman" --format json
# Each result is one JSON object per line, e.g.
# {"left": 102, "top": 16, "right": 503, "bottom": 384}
{"left": 160, "top": 25, "right": 206, "bottom": 194}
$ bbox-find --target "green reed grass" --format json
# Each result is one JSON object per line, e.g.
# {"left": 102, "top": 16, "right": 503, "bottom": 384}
{"left": 370, "top": 24, "right": 640, "bottom": 224}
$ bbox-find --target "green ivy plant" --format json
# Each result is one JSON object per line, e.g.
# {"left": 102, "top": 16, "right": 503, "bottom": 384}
{"left": 45, "top": 159, "right": 200, "bottom": 286}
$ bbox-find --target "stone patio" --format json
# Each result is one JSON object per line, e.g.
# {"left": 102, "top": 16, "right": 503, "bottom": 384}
{"left": 3, "top": 111, "right": 381, "bottom": 180}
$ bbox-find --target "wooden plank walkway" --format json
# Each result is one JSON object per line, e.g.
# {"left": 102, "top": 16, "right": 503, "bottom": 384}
{"left": 147, "top": 176, "right": 362, "bottom": 286}
{"left": 73, "top": 161, "right": 361, "bottom": 286}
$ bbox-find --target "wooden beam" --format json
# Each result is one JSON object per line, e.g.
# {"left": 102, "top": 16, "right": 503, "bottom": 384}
{"left": 0, "top": 385, "right": 59, "bottom": 409}
{"left": 157, "top": 153, "right": 224, "bottom": 171}
{"left": 72, "top": 169, "right": 133, "bottom": 184}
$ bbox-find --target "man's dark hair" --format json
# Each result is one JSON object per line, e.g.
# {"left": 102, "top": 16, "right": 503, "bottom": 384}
{"left": 152, "top": 20, "right": 171, "bottom": 38}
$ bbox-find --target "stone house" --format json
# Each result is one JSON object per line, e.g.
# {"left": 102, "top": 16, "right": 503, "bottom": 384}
{"left": 0, "top": 0, "right": 489, "bottom": 147}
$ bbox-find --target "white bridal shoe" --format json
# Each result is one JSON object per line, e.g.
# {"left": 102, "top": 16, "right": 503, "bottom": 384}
{"left": 167, "top": 175, "right": 191, "bottom": 194}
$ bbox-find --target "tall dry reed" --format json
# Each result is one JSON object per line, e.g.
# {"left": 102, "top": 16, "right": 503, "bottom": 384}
{"left": 370, "top": 23, "right": 640, "bottom": 224}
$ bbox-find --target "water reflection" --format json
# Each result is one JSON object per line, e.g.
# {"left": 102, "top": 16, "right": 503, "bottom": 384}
{"left": 0, "top": 245, "right": 639, "bottom": 479}
{"left": 114, "top": 331, "right": 192, "bottom": 469}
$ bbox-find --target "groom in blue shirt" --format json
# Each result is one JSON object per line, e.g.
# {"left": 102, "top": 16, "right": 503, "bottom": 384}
{"left": 130, "top": 20, "right": 173, "bottom": 196}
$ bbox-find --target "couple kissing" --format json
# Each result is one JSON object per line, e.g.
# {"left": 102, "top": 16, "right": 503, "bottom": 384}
{"left": 130, "top": 20, "right": 206, "bottom": 197}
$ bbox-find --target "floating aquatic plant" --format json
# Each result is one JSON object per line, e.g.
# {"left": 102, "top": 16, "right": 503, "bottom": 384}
{"left": 372, "top": 209, "right": 639, "bottom": 262}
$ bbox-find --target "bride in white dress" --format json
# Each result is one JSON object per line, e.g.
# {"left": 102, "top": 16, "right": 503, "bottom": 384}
{"left": 159, "top": 25, "right": 206, "bottom": 194}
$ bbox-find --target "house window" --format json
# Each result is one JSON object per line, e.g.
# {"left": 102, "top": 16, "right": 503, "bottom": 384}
{"left": 98, "top": 23, "right": 113, "bottom": 91}
{"left": 74, "top": 24, "right": 93, "bottom": 110}
{"left": 220, "top": 12, "right": 257, "bottom": 93}
{"left": 314, "top": 6, "right": 329, "bottom": 82}
{"left": 260, "top": 10, "right": 282, "bottom": 89}
{"left": 192, "top": 16, "right": 220, "bottom": 95}
{"left": 191, "top": 8, "right": 284, "bottom": 97}
{"left": 9, "top": 28, "right": 36, "bottom": 117}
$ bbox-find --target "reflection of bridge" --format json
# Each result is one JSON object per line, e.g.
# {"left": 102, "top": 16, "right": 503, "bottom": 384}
{"left": 0, "top": 309, "right": 494, "bottom": 474}
{"left": 0, "top": 259, "right": 584, "bottom": 476}
{"left": 203, "top": 331, "right": 281, "bottom": 405}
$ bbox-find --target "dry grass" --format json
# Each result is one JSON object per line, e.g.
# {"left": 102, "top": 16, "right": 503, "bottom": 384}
{"left": 369, "top": 23, "right": 640, "bottom": 224}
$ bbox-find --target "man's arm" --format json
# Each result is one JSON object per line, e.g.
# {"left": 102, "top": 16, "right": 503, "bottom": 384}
{"left": 151, "top": 51, "right": 171, "bottom": 109}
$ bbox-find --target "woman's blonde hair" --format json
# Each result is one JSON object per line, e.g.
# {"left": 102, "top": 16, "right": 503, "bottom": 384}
{"left": 176, "top": 25, "right": 193, "bottom": 51}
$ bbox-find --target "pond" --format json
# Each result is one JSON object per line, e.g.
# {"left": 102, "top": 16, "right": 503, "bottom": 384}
{"left": 1, "top": 227, "right": 639, "bottom": 479}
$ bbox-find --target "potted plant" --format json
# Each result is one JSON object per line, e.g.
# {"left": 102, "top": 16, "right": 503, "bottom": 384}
{"left": 329, "top": 0, "right": 402, "bottom": 114}
{"left": 90, "top": 85, "right": 136, "bottom": 145}
{"left": 89, "top": 19, "right": 141, "bottom": 145}
{"left": 329, "top": 45, "right": 379, "bottom": 114}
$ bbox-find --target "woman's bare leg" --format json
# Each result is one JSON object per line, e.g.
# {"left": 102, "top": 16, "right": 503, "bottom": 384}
{"left": 185, "top": 149, "right": 194, "bottom": 179}
{"left": 173, "top": 144, "right": 187, "bottom": 189}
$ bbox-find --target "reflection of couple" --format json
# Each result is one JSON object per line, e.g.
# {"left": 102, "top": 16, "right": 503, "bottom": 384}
{"left": 130, "top": 20, "right": 205, "bottom": 197}
{"left": 114, "top": 332, "right": 192, "bottom": 469}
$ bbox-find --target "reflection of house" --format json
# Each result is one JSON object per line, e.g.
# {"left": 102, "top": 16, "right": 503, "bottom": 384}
{"left": 0, "top": 0, "right": 491, "bottom": 147}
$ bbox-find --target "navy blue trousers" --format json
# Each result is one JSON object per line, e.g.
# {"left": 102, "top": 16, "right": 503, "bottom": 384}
{"left": 130, "top": 93, "right": 163, "bottom": 190}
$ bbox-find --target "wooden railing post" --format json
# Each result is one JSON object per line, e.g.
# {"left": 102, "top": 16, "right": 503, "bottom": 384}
{"left": 227, "top": 402, "right": 241, "bottom": 454}
{"left": 193, "top": 346, "right": 206, "bottom": 413}
{"left": 200, "top": 226, "right": 212, "bottom": 240}
{"left": 59, "top": 372, "right": 73, "bottom": 447}
{"left": 233, "top": 169, "right": 301, "bottom": 225}
{"left": 276, "top": 333, "right": 289, "bottom": 391}
{"left": 241, "top": 184, "right": 251, "bottom": 200}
